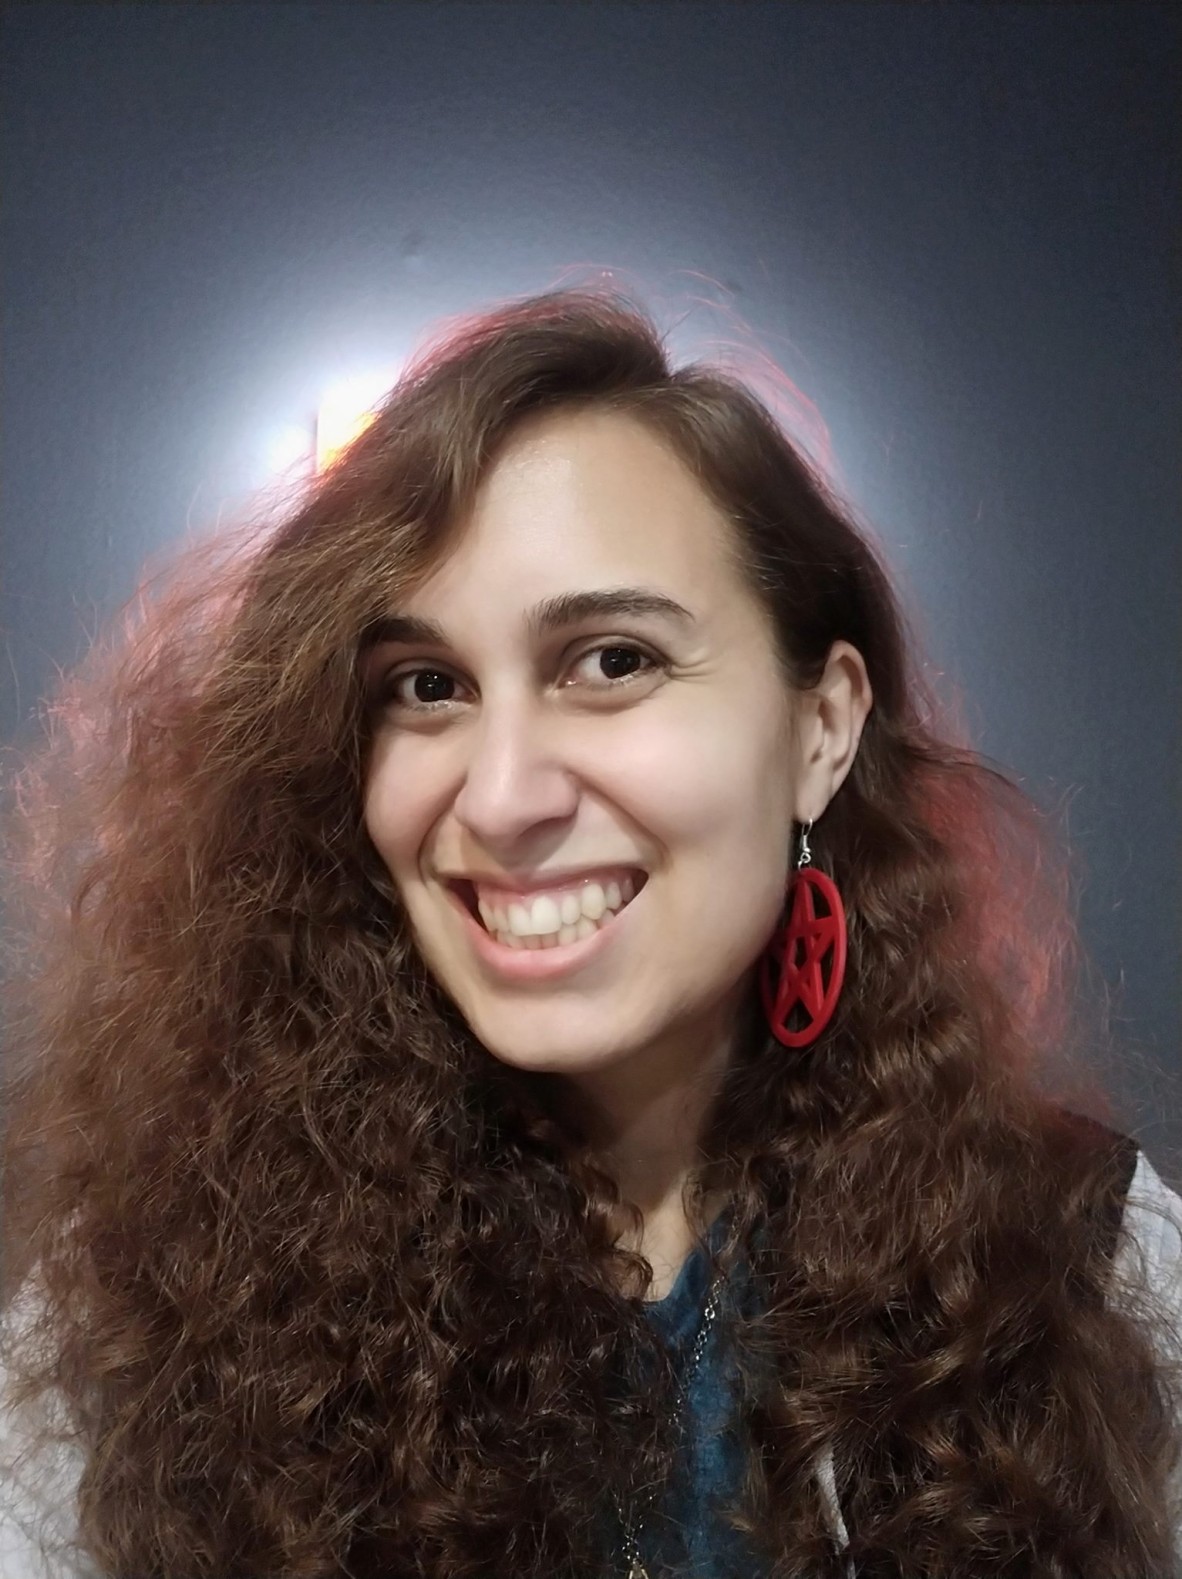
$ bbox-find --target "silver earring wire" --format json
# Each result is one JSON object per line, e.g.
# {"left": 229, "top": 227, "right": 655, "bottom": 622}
{"left": 797, "top": 818, "right": 814, "bottom": 870}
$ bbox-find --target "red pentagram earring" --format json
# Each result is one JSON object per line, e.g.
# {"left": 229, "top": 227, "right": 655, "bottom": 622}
{"left": 760, "top": 818, "right": 848, "bottom": 1048}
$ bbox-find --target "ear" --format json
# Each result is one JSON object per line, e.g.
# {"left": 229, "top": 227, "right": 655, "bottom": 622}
{"left": 792, "top": 641, "right": 873, "bottom": 822}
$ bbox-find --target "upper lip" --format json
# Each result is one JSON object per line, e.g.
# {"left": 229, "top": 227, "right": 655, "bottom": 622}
{"left": 440, "top": 863, "right": 647, "bottom": 898}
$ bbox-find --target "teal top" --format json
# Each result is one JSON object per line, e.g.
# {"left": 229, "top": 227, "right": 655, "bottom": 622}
{"left": 631, "top": 1211, "right": 768, "bottom": 1579}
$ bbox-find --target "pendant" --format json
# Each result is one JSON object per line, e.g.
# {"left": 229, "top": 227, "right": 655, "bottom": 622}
{"left": 627, "top": 1565, "right": 649, "bottom": 1579}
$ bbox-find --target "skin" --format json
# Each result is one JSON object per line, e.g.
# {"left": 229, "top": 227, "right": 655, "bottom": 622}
{"left": 361, "top": 408, "right": 872, "bottom": 1293}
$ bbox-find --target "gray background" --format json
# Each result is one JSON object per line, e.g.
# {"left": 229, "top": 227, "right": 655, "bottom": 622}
{"left": 3, "top": 4, "right": 1178, "bottom": 1155}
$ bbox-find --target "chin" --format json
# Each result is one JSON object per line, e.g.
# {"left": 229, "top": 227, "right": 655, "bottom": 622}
{"left": 450, "top": 1010, "right": 639, "bottom": 1077}
{"left": 478, "top": 1032, "right": 635, "bottom": 1076}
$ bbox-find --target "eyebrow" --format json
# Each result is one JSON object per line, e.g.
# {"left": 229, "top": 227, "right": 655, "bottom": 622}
{"left": 358, "top": 586, "right": 697, "bottom": 651}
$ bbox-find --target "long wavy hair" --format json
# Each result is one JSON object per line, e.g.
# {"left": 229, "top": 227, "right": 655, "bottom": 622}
{"left": 3, "top": 284, "right": 1181, "bottom": 1578}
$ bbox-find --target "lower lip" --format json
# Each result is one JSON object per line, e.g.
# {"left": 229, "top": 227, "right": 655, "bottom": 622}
{"left": 445, "top": 884, "right": 640, "bottom": 982}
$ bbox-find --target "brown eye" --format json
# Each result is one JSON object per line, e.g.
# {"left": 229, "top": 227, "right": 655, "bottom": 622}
{"left": 598, "top": 646, "right": 647, "bottom": 680}
{"left": 377, "top": 667, "right": 462, "bottom": 712}
{"left": 407, "top": 670, "right": 456, "bottom": 705}
{"left": 570, "top": 643, "right": 665, "bottom": 688}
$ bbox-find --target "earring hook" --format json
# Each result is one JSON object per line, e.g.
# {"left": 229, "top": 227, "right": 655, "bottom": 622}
{"left": 796, "top": 818, "right": 814, "bottom": 870}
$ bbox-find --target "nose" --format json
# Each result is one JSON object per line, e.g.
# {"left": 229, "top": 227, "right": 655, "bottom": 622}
{"left": 451, "top": 694, "right": 580, "bottom": 850}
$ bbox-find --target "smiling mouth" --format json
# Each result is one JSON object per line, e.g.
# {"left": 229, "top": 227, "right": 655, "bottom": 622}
{"left": 449, "top": 872, "right": 647, "bottom": 950}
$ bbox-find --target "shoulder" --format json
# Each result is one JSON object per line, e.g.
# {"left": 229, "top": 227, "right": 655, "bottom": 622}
{"left": 1122, "top": 1150, "right": 1182, "bottom": 1259}
{"left": 1046, "top": 1108, "right": 1180, "bottom": 1299}
{"left": 1112, "top": 1145, "right": 1182, "bottom": 1562}
{"left": 1116, "top": 1147, "right": 1182, "bottom": 1337}
{"left": 0, "top": 1279, "right": 101, "bottom": 1579}
{"left": 1065, "top": 1112, "right": 1182, "bottom": 1335}
{"left": 0, "top": 1418, "right": 95, "bottom": 1579}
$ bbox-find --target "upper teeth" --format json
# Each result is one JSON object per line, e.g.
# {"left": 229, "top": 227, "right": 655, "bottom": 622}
{"left": 475, "top": 874, "right": 637, "bottom": 938}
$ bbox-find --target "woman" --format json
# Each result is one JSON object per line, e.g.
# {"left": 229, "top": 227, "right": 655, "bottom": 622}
{"left": 3, "top": 285, "right": 1181, "bottom": 1579}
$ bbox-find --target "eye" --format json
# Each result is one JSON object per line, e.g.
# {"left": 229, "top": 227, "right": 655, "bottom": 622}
{"left": 370, "top": 641, "right": 666, "bottom": 716}
{"left": 567, "top": 642, "right": 664, "bottom": 688}
{"left": 374, "top": 667, "right": 459, "bottom": 712}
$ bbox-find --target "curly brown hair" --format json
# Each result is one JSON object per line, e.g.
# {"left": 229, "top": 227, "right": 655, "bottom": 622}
{"left": 3, "top": 283, "right": 1181, "bottom": 1578}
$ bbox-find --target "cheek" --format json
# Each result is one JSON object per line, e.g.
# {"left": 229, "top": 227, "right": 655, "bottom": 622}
{"left": 604, "top": 705, "right": 789, "bottom": 843}
{"left": 361, "top": 748, "right": 422, "bottom": 878}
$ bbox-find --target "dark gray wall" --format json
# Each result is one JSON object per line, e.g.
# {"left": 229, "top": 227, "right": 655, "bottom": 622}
{"left": 3, "top": 4, "right": 1178, "bottom": 1148}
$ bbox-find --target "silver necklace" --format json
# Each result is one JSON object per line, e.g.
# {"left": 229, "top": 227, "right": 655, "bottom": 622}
{"left": 614, "top": 1271, "right": 726, "bottom": 1579}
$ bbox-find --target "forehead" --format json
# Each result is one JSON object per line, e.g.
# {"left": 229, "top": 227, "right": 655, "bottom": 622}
{"left": 412, "top": 408, "right": 743, "bottom": 616}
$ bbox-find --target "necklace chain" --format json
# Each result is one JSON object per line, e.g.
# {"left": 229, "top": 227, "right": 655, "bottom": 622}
{"left": 614, "top": 1272, "right": 725, "bottom": 1578}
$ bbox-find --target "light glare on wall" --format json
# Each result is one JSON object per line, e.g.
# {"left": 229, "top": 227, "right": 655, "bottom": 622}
{"left": 315, "top": 371, "right": 397, "bottom": 472}
{"left": 266, "top": 424, "right": 315, "bottom": 477}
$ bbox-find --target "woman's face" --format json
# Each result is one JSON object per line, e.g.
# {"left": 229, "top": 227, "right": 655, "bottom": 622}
{"left": 361, "top": 408, "right": 805, "bottom": 1083}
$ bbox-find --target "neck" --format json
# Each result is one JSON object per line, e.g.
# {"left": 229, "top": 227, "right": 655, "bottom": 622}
{"left": 558, "top": 978, "right": 752, "bottom": 1220}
